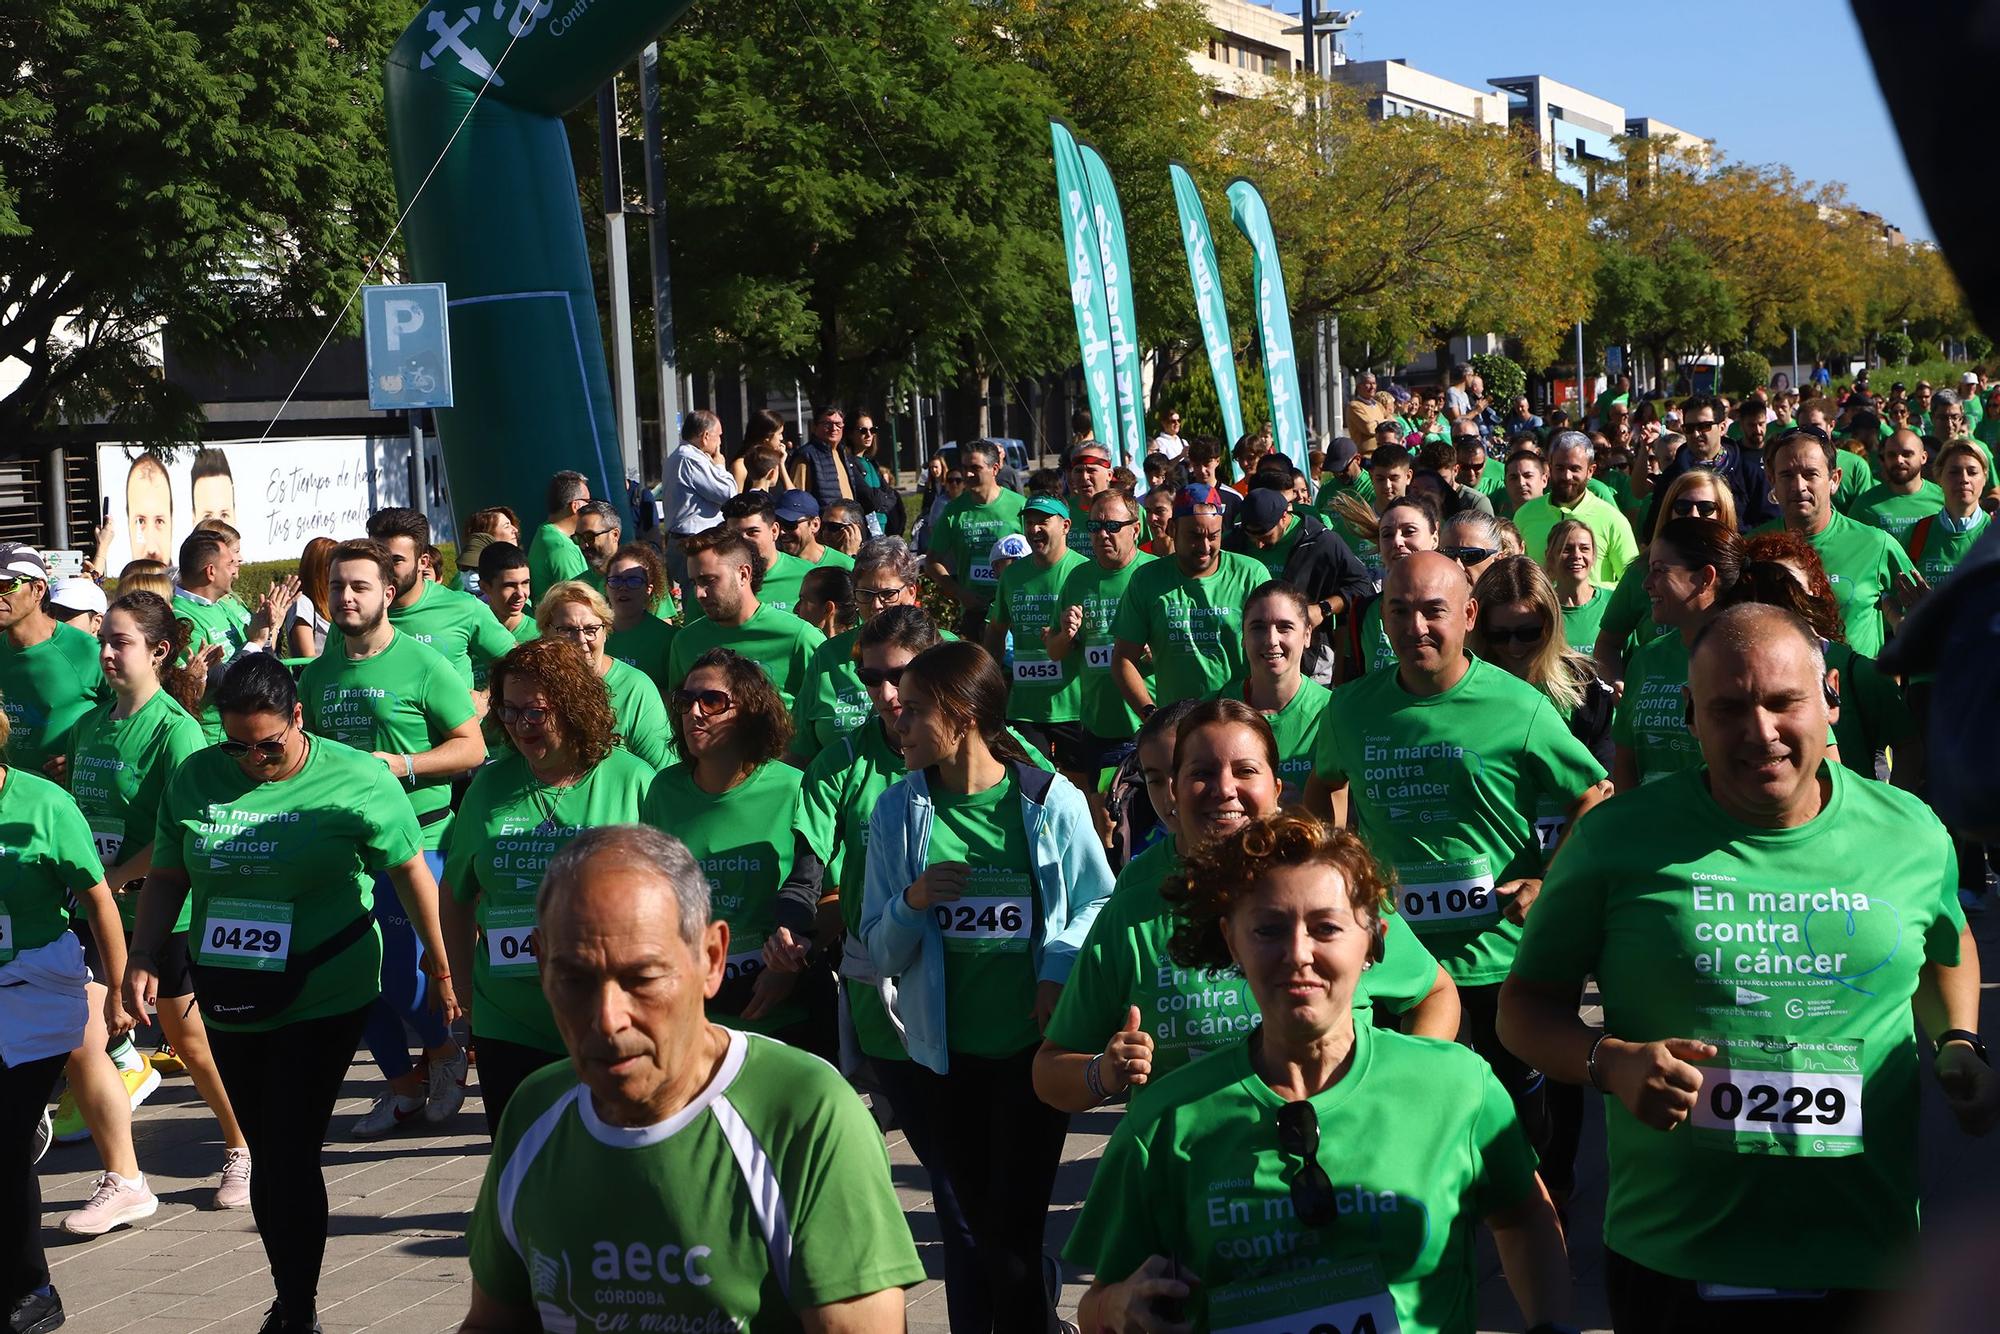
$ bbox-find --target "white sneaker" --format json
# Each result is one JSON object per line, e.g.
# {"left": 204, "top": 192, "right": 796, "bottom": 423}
{"left": 351, "top": 1092, "right": 425, "bottom": 1140}
{"left": 62, "top": 1171, "right": 159, "bottom": 1236}
{"left": 215, "top": 1147, "right": 252, "bottom": 1210}
{"left": 424, "top": 1047, "right": 470, "bottom": 1126}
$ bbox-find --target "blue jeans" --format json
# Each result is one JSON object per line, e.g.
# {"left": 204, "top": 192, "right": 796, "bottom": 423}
{"left": 362, "top": 850, "right": 451, "bottom": 1081}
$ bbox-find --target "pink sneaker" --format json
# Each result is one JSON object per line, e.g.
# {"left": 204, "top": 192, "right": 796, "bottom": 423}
{"left": 62, "top": 1171, "right": 159, "bottom": 1236}
{"left": 215, "top": 1147, "right": 252, "bottom": 1210}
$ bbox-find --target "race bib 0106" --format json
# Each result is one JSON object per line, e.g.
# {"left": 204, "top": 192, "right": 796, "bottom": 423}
{"left": 482, "top": 904, "right": 540, "bottom": 976}
{"left": 1013, "top": 657, "right": 1064, "bottom": 684}
{"left": 197, "top": 898, "right": 294, "bottom": 972}
{"left": 1210, "top": 1257, "right": 1401, "bottom": 1334}
{"left": 1392, "top": 856, "right": 1496, "bottom": 929}
{"left": 1690, "top": 1037, "right": 1864, "bottom": 1158}
{"left": 1084, "top": 643, "right": 1115, "bottom": 671}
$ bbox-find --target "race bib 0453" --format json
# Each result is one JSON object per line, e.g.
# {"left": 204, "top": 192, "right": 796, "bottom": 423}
{"left": 1690, "top": 1037, "right": 1864, "bottom": 1158}
{"left": 1013, "top": 657, "right": 1064, "bottom": 684}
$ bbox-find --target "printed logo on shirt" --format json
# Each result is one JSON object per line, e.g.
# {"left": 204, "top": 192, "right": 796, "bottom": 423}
{"left": 1684, "top": 872, "right": 1894, "bottom": 1026}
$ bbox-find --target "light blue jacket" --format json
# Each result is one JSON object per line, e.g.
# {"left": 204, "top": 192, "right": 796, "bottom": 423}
{"left": 860, "top": 762, "right": 1114, "bottom": 1074}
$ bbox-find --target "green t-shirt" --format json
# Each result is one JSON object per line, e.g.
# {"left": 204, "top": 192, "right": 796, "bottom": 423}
{"left": 1831, "top": 447, "right": 1878, "bottom": 515}
{"left": 756, "top": 550, "right": 816, "bottom": 618}
{"left": 1111, "top": 552, "right": 1268, "bottom": 704}
{"left": 793, "top": 625, "right": 963, "bottom": 763}
{"left": 1349, "top": 596, "right": 1398, "bottom": 677}
{"left": 994, "top": 549, "right": 1088, "bottom": 724}
{"left": 171, "top": 591, "right": 244, "bottom": 744}
{"left": 1855, "top": 481, "right": 1944, "bottom": 544}
{"left": 1245, "top": 677, "right": 1331, "bottom": 807}
{"left": 526, "top": 522, "right": 587, "bottom": 603}
{"left": 667, "top": 601, "right": 824, "bottom": 711}
{"left": 1064, "top": 1025, "right": 1537, "bottom": 1334}
{"left": 805, "top": 545, "right": 854, "bottom": 571}
{"left": 446, "top": 747, "right": 655, "bottom": 1052}
{"left": 1057, "top": 553, "right": 1155, "bottom": 742}
{"left": 1611, "top": 631, "right": 1697, "bottom": 784}
{"left": 602, "top": 658, "right": 673, "bottom": 770}
{"left": 66, "top": 688, "right": 204, "bottom": 930}
{"left": 1559, "top": 585, "right": 1611, "bottom": 655}
{"left": 1596, "top": 560, "right": 1662, "bottom": 668}
{"left": 1910, "top": 510, "right": 1991, "bottom": 585}
{"left": 299, "top": 631, "right": 475, "bottom": 850}
{"left": 1777, "top": 512, "right": 1914, "bottom": 658}
{"left": 153, "top": 737, "right": 422, "bottom": 1031}
{"left": 510, "top": 615, "right": 542, "bottom": 646}
{"left": 1825, "top": 641, "right": 1914, "bottom": 774}
{"left": 605, "top": 615, "right": 677, "bottom": 700}
{"left": 469, "top": 1032, "right": 925, "bottom": 1331}
{"left": 931, "top": 488, "right": 1027, "bottom": 595}
{"left": 388, "top": 580, "right": 520, "bottom": 691}
{"left": 1513, "top": 764, "right": 1964, "bottom": 1290}
{"left": 1044, "top": 836, "right": 1441, "bottom": 1117}
{"left": 0, "top": 765, "right": 104, "bottom": 958}
{"left": 1313, "top": 656, "right": 1605, "bottom": 984}
{"left": 924, "top": 772, "right": 1041, "bottom": 1058}
{"left": 0, "top": 620, "right": 107, "bottom": 782}
{"left": 640, "top": 762, "right": 805, "bottom": 1034}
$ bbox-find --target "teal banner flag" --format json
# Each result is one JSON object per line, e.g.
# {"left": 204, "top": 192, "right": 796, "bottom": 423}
{"left": 1077, "top": 141, "right": 1145, "bottom": 469}
{"left": 1225, "top": 177, "right": 1308, "bottom": 471}
{"left": 1049, "top": 122, "right": 1117, "bottom": 457}
{"left": 1168, "top": 163, "right": 1246, "bottom": 448}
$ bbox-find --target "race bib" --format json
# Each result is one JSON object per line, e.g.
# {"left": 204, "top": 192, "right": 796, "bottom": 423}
{"left": 0, "top": 904, "right": 13, "bottom": 963}
{"left": 1392, "top": 856, "right": 1496, "bottom": 928}
{"left": 724, "top": 947, "right": 765, "bottom": 985}
{"left": 198, "top": 898, "right": 294, "bottom": 972}
{"left": 482, "top": 904, "right": 540, "bottom": 976}
{"left": 1211, "top": 1258, "right": 1400, "bottom": 1334}
{"left": 933, "top": 896, "right": 1031, "bottom": 951}
{"left": 1084, "top": 643, "right": 1115, "bottom": 671}
{"left": 91, "top": 826, "right": 124, "bottom": 866}
{"left": 1690, "top": 1037, "right": 1863, "bottom": 1157}
{"left": 969, "top": 562, "right": 997, "bottom": 586}
{"left": 1533, "top": 814, "right": 1566, "bottom": 854}
{"left": 1013, "top": 657, "right": 1064, "bottom": 684}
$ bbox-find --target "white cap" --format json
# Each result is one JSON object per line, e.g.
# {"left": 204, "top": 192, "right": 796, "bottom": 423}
{"left": 1962, "top": 371, "right": 1980, "bottom": 384}
{"left": 49, "top": 577, "right": 107, "bottom": 616}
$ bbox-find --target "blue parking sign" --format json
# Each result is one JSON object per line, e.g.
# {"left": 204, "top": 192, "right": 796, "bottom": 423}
{"left": 363, "top": 283, "right": 454, "bottom": 410}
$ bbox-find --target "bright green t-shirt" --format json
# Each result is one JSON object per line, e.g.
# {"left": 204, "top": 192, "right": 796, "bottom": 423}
{"left": 171, "top": 591, "right": 245, "bottom": 746}
{"left": 1111, "top": 552, "right": 1268, "bottom": 704}
{"left": 1064, "top": 1024, "right": 1537, "bottom": 1334}
{"left": 510, "top": 615, "right": 541, "bottom": 646}
{"left": 1854, "top": 481, "right": 1945, "bottom": 544}
{"left": 605, "top": 615, "right": 677, "bottom": 700}
{"left": 601, "top": 658, "right": 673, "bottom": 770}
{"left": 924, "top": 772, "right": 1041, "bottom": 1059}
{"left": 388, "top": 580, "right": 520, "bottom": 691}
{"left": 1611, "top": 631, "right": 1697, "bottom": 784}
{"left": 0, "top": 765, "right": 104, "bottom": 958}
{"left": 153, "top": 737, "right": 421, "bottom": 1031}
{"left": 66, "top": 688, "right": 204, "bottom": 930}
{"left": 1911, "top": 510, "right": 1991, "bottom": 585}
{"left": 1559, "top": 585, "right": 1611, "bottom": 655}
{"left": 1057, "top": 552, "right": 1155, "bottom": 742}
{"left": 299, "top": 631, "right": 476, "bottom": 850}
{"left": 1349, "top": 596, "right": 1398, "bottom": 677}
{"left": 994, "top": 549, "right": 1088, "bottom": 725}
{"left": 1313, "top": 655, "right": 1606, "bottom": 984}
{"left": 1832, "top": 446, "right": 1878, "bottom": 515}
{"left": 1779, "top": 511, "right": 1914, "bottom": 658}
{"left": 469, "top": 1032, "right": 925, "bottom": 1331}
{"left": 526, "top": 522, "right": 587, "bottom": 603}
{"left": 756, "top": 550, "right": 816, "bottom": 618}
{"left": 0, "top": 621, "right": 107, "bottom": 782}
{"left": 446, "top": 747, "right": 655, "bottom": 1053}
{"left": 805, "top": 545, "right": 854, "bottom": 571}
{"left": 1244, "top": 676, "right": 1331, "bottom": 807}
{"left": 791, "top": 626, "right": 957, "bottom": 762}
{"left": 666, "top": 601, "right": 824, "bottom": 711}
{"left": 1513, "top": 764, "right": 1964, "bottom": 1290}
{"left": 1596, "top": 560, "right": 1662, "bottom": 668}
{"left": 641, "top": 761, "right": 804, "bottom": 1034}
{"left": 931, "top": 489, "right": 1027, "bottom": 596}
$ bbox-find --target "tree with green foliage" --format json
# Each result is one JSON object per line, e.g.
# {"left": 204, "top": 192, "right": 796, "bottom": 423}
{"left": 1587, "top": 235, "right": 1743, "bottom": 376}
{"left": 0, "top": 0, "right": 404, "bottom": 455}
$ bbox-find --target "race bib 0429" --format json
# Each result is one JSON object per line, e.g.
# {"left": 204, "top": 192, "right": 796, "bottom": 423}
{"left": 197, "top": 898, "right": 294, "bottom": 972}
{"left": 1690, "top": 1037, "right": 1864, "bottom": 1157}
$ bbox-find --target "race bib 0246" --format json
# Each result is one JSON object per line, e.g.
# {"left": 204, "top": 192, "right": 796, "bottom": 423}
{"left": 1690, "top": 1037, "right": 1864, "bottom": 1158}
{"left": 933, "top": 895, "right": 1031, "bottom": 952}
{"left": 197, "top": 898, "right": 294, "bottom": 972}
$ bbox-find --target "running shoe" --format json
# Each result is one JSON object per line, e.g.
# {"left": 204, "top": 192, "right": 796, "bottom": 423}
{"left": 61, "top": 1172, "right": 159, "bottom": 1236}
{"left": 215, "top": 1147, "right": 252, "bottom": 1211}
{"left": 350, "top": 1092, "right": 425, "bottom": 1140}
{"left": 424, "top": 1047, "right": 470, "bottom": 1125}
{"left": 32, "top": 1106, "right": 51, "bottom": 1165}
{"left": 7, "top": 1286, "right": 64, "bottom": 1333}
{"left": 54, "top": 1062, "right": 168, "bottom": 1143}
{"left": 148, "top": 1045, "right": 188, "bottom": 1075}
{"left": 255, "top": 1299, "right": 322, "bottom": 1333}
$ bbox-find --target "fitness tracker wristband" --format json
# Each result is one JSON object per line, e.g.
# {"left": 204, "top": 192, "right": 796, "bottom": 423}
{"left": 1936, "top": 1029, "right": 1988, "bottom": 1063}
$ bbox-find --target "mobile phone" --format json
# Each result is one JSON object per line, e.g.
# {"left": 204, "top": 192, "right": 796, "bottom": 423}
{"left": 101, "top": 497, "right": 111, "bottom": 525}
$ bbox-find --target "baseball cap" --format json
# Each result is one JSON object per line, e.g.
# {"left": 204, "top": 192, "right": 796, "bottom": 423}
{"left": 988, "top": 533, "right": 1032, "bottom": 563}
{"left": 1963, "top": 371, "right": 1981, "bottom": 385}
{"left": 1023, "top": 496, "right": 1070, "bottom": 521}
{"left": 1325, "top": 435, "right": 1359, "bottom": 470}
{"left": 1388, "top": 384, "right": 1413, "bottom": 405}
{"left": 0, "top": 542, "right": 49, "bottom": 583}
{"left": 773, "top": 489, "right": 821, "bottom": 523}
{"left": 50, "top": 577, "right": 107, "bottom": 617}
{"left": 1238, "top": 488, "right": 1290, "bottom": 534}
{"left": 1069, "top": 440, "right": 1113, "bottom": 466}
{"left": 1173, "top": 483, "right": 1229, "bottom": 517}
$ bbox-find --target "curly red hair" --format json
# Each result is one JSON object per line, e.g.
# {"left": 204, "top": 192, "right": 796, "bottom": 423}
{"left": 487, "top": 637, "right": 618, "bottom": 770}
{"left": 1164, "top": 811, "right": 1391, "bottom": 973}
{"left": 1736, "top": 531, "right": 1844, "bottom": 644}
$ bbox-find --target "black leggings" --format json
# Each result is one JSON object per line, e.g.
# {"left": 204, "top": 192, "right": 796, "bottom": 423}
{"left": 471, "top": 1035, "right": 566, "bottom": 1137}
{"left": 205, "top": 1005, "right": 370, "bottom": 1318}
{"left": 1459, "top": 982, "right": 1551, "bottom": 1157}
{"left": 2, "top": 1053, "right": 66, "bottom": 1306}
{"left": 1604, "top": 1247, "right": 1871, "bottom": 1334}
{"left": 899, "top": 1045, "right": 1070, "bottom": 1334}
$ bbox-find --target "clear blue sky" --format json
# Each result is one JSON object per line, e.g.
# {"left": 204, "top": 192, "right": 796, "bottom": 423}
{"left": 1291, "top": 0, "right": 1931, "bottom": 240}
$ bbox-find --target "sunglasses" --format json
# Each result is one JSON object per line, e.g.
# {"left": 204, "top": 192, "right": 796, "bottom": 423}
{"left": 1670, "top": 498, "right": 1720, "bottom": 518}
{"left": 671, "top": 688, "right": 734, "bottom": 717}
{"left": 946, "top": 475, "right": 967, "bottom": 486}
{"left": 1686, "top": 419, "right": 1721, "bottom": 431}
{"left": 219, "top": 722, "right": 294, "bottom": 759}
{"left": 1439, "top": 545, "right": 1498, "bottom": 565}
{"left": 1275, "top": 1102, "right": 1336, "bottom": 1227}
{"left": 1452, "top": 436, "right": 1483, "bottom": 449}
{"left": 1085, "top": 519, "right": 1137, "bottom": 535}
{"left": 497, "top": 704, "right": 553, "bottom": 727}
{"left": 1483, "top": 621, "right": 1547, "bottom": 647}
{"left": 606, "top": 570, "right": 650, "bottom": 589}
{"left": 856, "top": 426, "right": 877, "bottom": 435}
{"left": 0, "top": 575, "right": 34, "bottom": 597}
{"left": 855, "top": 584, "right": 907, "bottom": 605}
{"left": 856, "top": 664, "right": 907, "bottom": 688}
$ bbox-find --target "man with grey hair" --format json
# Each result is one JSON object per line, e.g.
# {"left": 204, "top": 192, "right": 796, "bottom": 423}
{"left": 660, "top": 408, "right": 736, "bottom": 541}
{"left": 569, "top": 499, "right": 621, "bottom": 591}
{"left": 1512, "top": 430, "right": 1638, "bottom": 587}
{"left": 1504, "top": 603, "right": 1996, "bottom": 1330}
{"left": 789, "top": 536, "right": 931, "bottom": 763}
{"left": 463, "top": 825, "right": 925, "bottom": 1333}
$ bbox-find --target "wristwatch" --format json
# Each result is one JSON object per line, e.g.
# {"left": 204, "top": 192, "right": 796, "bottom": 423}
{"left": 1936, "top": 1029, "right": 1988, "bottom": 1063}
{"left": 1316, "top": 597, "right": 1336, "bottom": 624}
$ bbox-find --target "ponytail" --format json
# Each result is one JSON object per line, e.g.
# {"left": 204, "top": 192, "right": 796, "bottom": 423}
{"left": 106, "top": 591, "right": 203, "bottom": 714}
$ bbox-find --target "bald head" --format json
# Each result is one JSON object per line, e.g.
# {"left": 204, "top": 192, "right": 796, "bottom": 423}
{"left": 1384, "top": 551, "right": 1477, "bottom": 685}
{"left": 1690, "top": 603, "right": 1825, "bottom": 686}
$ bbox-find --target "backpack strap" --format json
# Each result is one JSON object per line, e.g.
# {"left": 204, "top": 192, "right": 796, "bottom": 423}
{"left": 1906, "top": 514, "right": 1935, "bottom": 567}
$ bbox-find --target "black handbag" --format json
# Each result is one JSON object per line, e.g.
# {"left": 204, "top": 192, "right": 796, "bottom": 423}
{"left": 189, "top": 913, "right": 374, "bottom": 1025}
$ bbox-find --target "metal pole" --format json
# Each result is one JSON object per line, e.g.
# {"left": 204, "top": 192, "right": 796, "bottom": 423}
{"left": 408, "top": 409, "right": 428, "bottom": 520}
{"left": 1329, "top": 316, "right": 1344, "bottom": 443}
{"left": 1575, "top": 322, "right": 1586, "bottom": 419}
{"left": 598, "top": 81, "right": 642, "bottom": 486}
{"left": 44, "top": 446, "right": 68, "bottom": 550}
{"left": 640, "top": 45, "right": 682, "bottom": 451}
{"left": 1791, "top": 326, "right": 1801, "bottom": 389}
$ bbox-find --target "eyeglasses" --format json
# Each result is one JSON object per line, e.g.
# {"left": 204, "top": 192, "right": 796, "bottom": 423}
{"left": 1670, "top": 498, "right": 1720, "bottom": 518}
{"left": 606, "top": 570, "right": 650, "bottom": 589}
{"left": 1484, "top": 620, "right": 1548, "bottom": 646}
{"left": 219, "top": 722, "right": 295, "bottom": 759}
{"left": 1274, "top": 1102, "right": 1336, "bottom": 1227}
{"left": 856, "top": 664, "right": 907, "bottom": 688}
{"left": 671, "top": 688, "right": 734, "bottom": 717}
{"left": 856, "top": 426, "right": 877, "bottom": 435}
{"left": 1085, "top": 519, "right": 1137, "bottom": 535}
{"left": 1686, "top": 419, "right": 1721, "bottom": 432}
{"left": 550, "top": 622, "right": 605, "bottom": 641}
{"left": 855, "top": 584, "right": 907, "bottom": 605}
{"left": 1439, "top": 545, "right": 1498, "bottom": 566}
{"left": 497, "top": 704, "right": 553, "bottom": 727}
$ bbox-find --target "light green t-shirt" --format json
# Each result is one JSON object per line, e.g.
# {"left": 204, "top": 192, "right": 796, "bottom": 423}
{"left": 790, "top": 627, "right": 959, "bottom": 763}
{"left": 1313, "top": 655, "right": 1606, "bottom": 984}
{"left": 154, "top": 737, "right": 421, "bottom": 1031}
{"left": 0, "top": 765, "right": 104, "bottom": 958}
{"left": 605, "top": 615, "right": 677, "bottom": 700}
{"left": 756, "top": 550, "right": 816, "bottom": 618}
{"left": 601, "top": 658, "right": 673, "bottom": 770}
{"left": 299, "top": 631, "right": 476, "bottom": 850}
{"left": 1559, "top": 585, "right": 1612, "bottom": 655}
{"left": 0, "top": 620, "right": 107, "bottom": 781}
{"left": 640, "top": 761, "right": 804, "bottom": 1034}
{"left": 1595, "top": 559, "right": 1662, "bottom": 667}
{"left": 1854, "top": 480, "right": 1944, "bottom": 544}
{"left": 1057, "top": 552, "right": 1155, "bottom": 742}
{"left": 1910, "top": 510, "right": 1991, "bottom": 586}
{"left": 1246, "top": 676, "right": 1331, "bottom": 806}
{"left": 1611, "top": 631, "right": 1697, "bottom": 784}
{"left": 1514, "top": 764, "right": 1964, "bottom": 1290}
{"left": 1111, "top": 552, "right": 1268, "bottom": 704}
{"left": 667, "top": 601, "right": 824, "bottom": 711}
{"left": 994, "top": 549, "right": 1088, "bottom": 724}
{"left": 1513, "top": 490, "right": 1640, "bottom": 588}
{"left": 446, "top": 747, "right": 655, "bottom": 1053}
{"left": 1831, "top": 446, "right": 1878, "bottom": 515}
{"left": 805, "top": 545, "right": 854, "bottom": 571}
{"left": 388, "top": 580, "right": 520, "bottom": 691}
{"left": 526, "top": 522, "right": 587, "bottom": 604}
{"left": 1755, "top": 511, "right": 1914, "bottom": 658}
{"left": 469, "top": 1032, "right": 925, "bottom": 1332}
{"left": 66, "top": 688, "right": 204, "bottom": 930}
{"left": 931, "top": 489, "right": 1027, "bottom": 595}
{"left": 1064, "top": 1024, "right": 1537, "bottom": 1334}
{"left": 925, "top": 772, "right": 1041, "bottom": 1058}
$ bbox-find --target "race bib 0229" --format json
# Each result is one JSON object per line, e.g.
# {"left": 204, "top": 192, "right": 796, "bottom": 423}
{"left": 1690, "top": 1037, "right": 1864, "bottom": 1157}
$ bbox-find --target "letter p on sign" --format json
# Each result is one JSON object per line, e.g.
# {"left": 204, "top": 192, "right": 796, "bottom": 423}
{"left": 384, "top": 299, "right": 424, "bottom": 351}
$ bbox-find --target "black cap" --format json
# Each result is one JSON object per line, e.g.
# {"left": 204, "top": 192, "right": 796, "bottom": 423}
{"left": 1325, "top": 435, "right": 1358, "bottom": 469}
{"left": 1238, "top": 488, "right": 1290, "bottom": 533}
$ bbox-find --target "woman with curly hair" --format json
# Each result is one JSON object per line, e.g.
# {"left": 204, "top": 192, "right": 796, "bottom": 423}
{"left": 535, "top": 579, "right": 673, "bottom": 768}
{"left": 439, "top": 638, "right": 656, "bottom": 1131}
{"left": 603, "top": 543, "right": 677, "bottom": 697}
{"left": 638, "top": 648, "right": 821, "bottom": 1048}
{"left": 1067, "top": 811, "right": 1569, "bottom": 1334}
